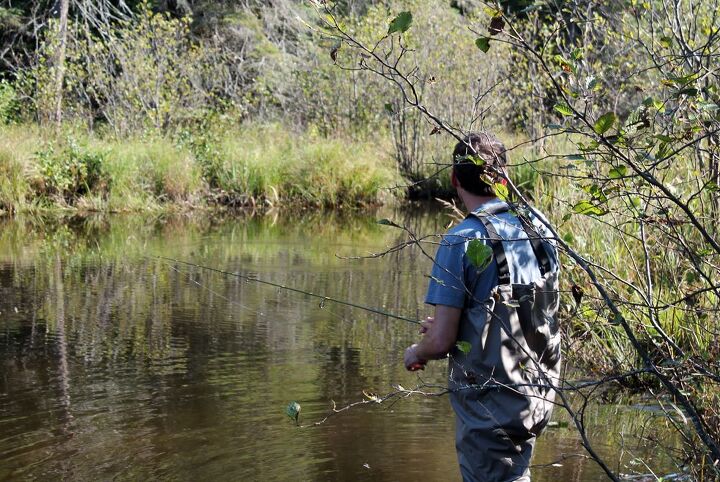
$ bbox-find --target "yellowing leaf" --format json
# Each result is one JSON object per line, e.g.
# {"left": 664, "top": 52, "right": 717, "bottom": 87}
{"left": 494, "top": 182, "right": 509, "bottom": 201}
{"left": 554, "top": 103, "right": 573, "bottom": 116}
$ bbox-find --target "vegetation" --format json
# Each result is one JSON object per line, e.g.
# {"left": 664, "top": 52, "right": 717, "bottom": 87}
{"left": 0, "top": 124, "right": 393, "bottom": 214}
{"left": 1, "top": 0, "right": 720, "bottom": 479}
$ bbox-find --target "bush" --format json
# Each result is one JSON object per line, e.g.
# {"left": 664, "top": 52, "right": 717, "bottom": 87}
{"left": 35, "top": 139, "right": 106, "bottom": 203}
{"left": 22, "top": 3, "right": 235, "bottom": 135}
{"left": 0, "top": 80, "right": 19, "bottom": 124}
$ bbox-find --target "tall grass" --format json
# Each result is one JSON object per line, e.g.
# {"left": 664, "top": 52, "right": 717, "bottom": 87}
{"left": 0, "top": 126, "right": 36, "bottom": 214}
{"left": 0, "top": 123, "right": 396, "bottom": 214}
{"left": 213, "top": 125, "right": 393, "bottom": 207}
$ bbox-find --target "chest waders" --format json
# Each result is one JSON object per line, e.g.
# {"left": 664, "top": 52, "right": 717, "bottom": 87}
{"left": 449, "top": 205, "right": 561, "bottom": 482}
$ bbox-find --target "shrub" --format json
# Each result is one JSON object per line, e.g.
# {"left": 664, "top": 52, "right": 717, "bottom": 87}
{"left": 0, "top": 80, "right": 19, "bottom": 124}
{"left": 34, "top": 139, "right": 106, "bottom": 203}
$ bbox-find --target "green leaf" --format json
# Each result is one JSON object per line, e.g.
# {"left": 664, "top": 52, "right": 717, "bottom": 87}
{"left": 659, "top": 36, "right": 673, "bottom": 48}
{"left": 469, "top": 155, "right": 485, "bottom": 166}
{"left": 562, "top": 232, "right": 574, "bottom": 244}
{"left": 384, "top": 103, "right": 394, "bottom": 114}
{"left": 594, "top": 112, "right": 616, "bottom": 134}
{"left": 553, "top": 103, "right": 574, "bottom": 116}
{"left": 674, "top": 87, "right": 698, "bottom": 97}
{"left": 475, "top": 37, "right": 491, "bottom": 52}
{"left": 388, "top": 11, "right": 413, "bottom": 34}
{"left": 572, "top": 200, "right": 608, "bottom": 216}
{"left": 466, "top": 239, "right": 493, "bottom": 270}
{"left": 285, "top": 401, "right": 301, "bottom": 421}
{"left": 608, "top": 165, "right": 627, "bottom": 179}
{"left": 456, "top": 341, "right": 472, "bottom": 355}
{"left": 494, "top": 182, "right": 509, "bottom": 201}
{"left": 586, "top": 76, "right": 600, "bottom": 91}
{"left": 377, "top": 218, "right": 399, "bottom": 227}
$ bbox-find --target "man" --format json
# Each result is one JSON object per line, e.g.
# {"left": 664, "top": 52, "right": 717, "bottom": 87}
{"left": 403, "top": 133, "right": 561, "bottom": 482}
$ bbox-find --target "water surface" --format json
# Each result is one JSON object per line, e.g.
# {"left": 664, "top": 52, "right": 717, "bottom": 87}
{"left": 0, "top": 211, "right": 677, "bottom": 481}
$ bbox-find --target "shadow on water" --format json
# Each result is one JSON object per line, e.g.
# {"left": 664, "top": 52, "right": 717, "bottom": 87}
{"left": 0, "top": 207, "right": 680, "bottom": 481}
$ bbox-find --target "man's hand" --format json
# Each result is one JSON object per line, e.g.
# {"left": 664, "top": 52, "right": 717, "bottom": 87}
{"left": 402, "top": 306, "right": 462, "bottom": 372}
{"left": 404, "top": 344, "right": 426, "bottom": 371}
{"left": 419, "top": 316, "right": 434, "bottom": 334}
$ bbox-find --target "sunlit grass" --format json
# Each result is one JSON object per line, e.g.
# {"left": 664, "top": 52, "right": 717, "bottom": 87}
{"left": 0, "top": 125, "right": 36, "bottom": 214}
{"left": 0, "top": 123, "right": 397, "bottom": 214}
{"left": 215, "top": 124, "right": 394, "bottom": 207}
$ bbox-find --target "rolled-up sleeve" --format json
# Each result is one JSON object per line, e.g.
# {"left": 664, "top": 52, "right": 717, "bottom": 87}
{"left": 425, "top": 233, "right": 467, "bottom": 308}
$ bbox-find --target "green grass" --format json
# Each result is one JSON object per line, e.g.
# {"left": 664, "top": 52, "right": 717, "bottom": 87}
{"left": 0, "top": 125, "right": 36, "bottom": 214}
{"left": 0, "top": 123, "right": 396, "bottom": 214}
{"left": 214, "top": 124, "right": 393, "bottom": 207}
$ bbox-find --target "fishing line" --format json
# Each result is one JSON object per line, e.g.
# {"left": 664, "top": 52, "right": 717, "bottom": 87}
{"left": 166, "top": 262, "right": 352, "bottom": 327}
{"left": 165, "top": 263, "right": 263, "bottom": 316}
{"left": 154, "top": 256, "right": 422, "bottom": 325}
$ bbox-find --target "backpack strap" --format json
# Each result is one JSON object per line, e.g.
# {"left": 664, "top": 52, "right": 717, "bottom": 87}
{"left": 475, "top": 215, "right": 511, "bottom": 286}
{"left": 517, "top": 214, "right": 552, "bottom": 276}
{"left": 468, "top": 203, "right": 553, "bottom": 286}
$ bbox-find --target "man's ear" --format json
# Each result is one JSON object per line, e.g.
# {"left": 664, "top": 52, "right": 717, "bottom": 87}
{"left": 451, "top": 170, "right": 459, "bottom": 188}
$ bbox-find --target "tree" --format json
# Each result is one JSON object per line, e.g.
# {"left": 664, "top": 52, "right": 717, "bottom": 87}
{"left": 51, "top": 0, "right": 69, "bottom": 128}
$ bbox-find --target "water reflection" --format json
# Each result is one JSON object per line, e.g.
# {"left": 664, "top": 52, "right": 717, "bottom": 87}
{"left": 0, "top": 210, "right": 677, "bottom": 481}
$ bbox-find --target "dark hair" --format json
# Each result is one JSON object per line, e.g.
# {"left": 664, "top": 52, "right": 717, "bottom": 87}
{"left": 452, "top": 132, "right": 507, "bottom": 196}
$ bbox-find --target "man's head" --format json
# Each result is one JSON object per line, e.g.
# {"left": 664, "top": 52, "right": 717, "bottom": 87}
{"left": 451, "top": 132, "right": 507, "bottom": 197}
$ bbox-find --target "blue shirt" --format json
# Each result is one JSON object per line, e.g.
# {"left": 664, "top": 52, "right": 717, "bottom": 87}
{"left": 425, "top": 199, "right": 558, "bottom": 308}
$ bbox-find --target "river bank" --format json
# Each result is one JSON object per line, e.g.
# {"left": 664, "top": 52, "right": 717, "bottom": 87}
{"left": 0, "top": 123, "right": 400, "bottom": 216}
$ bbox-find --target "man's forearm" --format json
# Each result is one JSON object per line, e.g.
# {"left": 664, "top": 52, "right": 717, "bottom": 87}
{"left": 410, "top": 337, "right": 450, "bottom": 361}
{"left": 404, "top": 305, "right": 462, "bottom": 371}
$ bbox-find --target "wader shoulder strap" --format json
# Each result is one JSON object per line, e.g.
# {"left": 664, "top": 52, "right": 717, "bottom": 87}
{"left": 517, "top": 214, "right": 552, "bottom": 276}
{"left": 476, "top": 215, "right": 511, "bottom": 286}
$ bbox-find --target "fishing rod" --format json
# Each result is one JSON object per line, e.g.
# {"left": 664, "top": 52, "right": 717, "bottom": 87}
{"left": 154, "top": 256, "right": 422, "bottom": 325}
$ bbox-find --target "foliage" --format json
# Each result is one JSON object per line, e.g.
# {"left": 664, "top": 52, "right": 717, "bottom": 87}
{"left": 20, "top": 2, "right": 240, "bottom": 134}
{"left": 0, "top": 80, "right": 19, "bottom": 123}
{"left": 0, "top": 123, "right": 395, "bottom": 213}
{"left": 35, "top": 139, "right": 106, "bottom": 203}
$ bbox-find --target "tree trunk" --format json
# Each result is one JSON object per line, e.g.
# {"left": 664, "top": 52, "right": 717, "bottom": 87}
{"left": 52, "top": 0, "right": 70, "bottom": 130}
